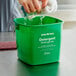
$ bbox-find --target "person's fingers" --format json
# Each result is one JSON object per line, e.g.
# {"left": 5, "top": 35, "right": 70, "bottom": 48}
{"left": 18, "top": 0, "right": 23, "bottom": 5}
{"left": 22, "top": 2, "right": 30, "bottom": 13}
{"left": 28, "top": 1, "right": 36, "bottom": 12}
{"left": 42, "top": 0, "right": 48, "bottom": 8}
{"left": 33, "top": 0, "right": 41, "bottom": 13}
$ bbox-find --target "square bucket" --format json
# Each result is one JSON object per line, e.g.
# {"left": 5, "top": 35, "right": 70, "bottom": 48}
{"left": 14, "top": 16, "right": 63, "bottom": 65}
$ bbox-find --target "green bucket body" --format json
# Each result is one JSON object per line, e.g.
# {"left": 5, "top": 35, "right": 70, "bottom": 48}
{"left": 14, "top": 16, "right": 63, "bottom": 65}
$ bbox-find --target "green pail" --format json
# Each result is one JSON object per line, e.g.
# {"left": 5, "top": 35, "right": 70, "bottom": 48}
{"left": 14, "top": 16, "right": 63, "bottom": 65}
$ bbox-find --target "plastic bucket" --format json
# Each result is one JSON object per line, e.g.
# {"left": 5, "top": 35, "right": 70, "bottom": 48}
{"left": 14, "top": 16, "right": 63, "bottom": 65}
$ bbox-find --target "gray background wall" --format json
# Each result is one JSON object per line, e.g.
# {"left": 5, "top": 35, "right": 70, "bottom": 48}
{"left": 57, "top": 0, "right": 76, "bottom": 4}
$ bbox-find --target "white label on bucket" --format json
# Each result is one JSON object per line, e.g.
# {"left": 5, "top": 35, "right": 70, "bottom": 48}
{"left": 38, "top": 32, "right": 56, "bottom": 55}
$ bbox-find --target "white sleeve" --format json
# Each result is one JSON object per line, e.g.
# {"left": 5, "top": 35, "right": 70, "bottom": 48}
{"left": 11, "top": 0, "right": 23, "bottom": 18}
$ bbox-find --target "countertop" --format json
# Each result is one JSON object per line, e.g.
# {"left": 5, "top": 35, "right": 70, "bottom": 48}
{"left": 0, "top": 23, "right": 76, "bottom": 76}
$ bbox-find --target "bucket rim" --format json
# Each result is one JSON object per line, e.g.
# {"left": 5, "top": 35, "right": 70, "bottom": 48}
{"left": 13, "top": 16, "right": 64, "bottom": 27}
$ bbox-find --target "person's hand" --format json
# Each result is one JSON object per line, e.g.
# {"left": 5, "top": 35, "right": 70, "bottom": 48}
{"left": 18, "top": 0, "right": 48, "bottom": 13}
